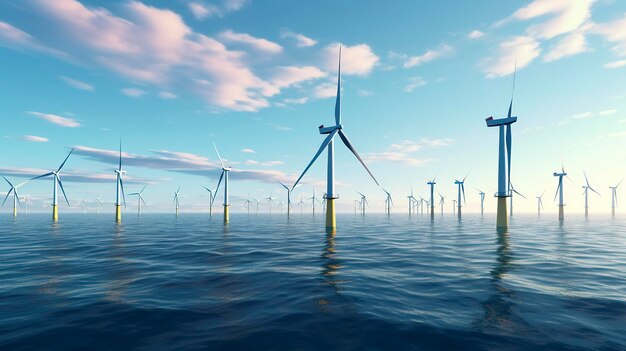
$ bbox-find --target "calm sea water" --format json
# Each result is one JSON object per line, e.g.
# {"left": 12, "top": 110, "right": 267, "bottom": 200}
{"left": 0, "top": 213, "right": 625, "bottom": 350}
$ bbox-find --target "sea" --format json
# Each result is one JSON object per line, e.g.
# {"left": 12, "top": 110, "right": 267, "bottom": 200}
{"left": 0, "top": 213, "right": 625, "bottom": 350}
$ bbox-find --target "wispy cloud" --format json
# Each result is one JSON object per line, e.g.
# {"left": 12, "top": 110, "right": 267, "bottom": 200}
{"left": 27, "top": 111, "right": 80, "bottom": 128}
{"left": 483, "top": 36, "right": 541, "bottom": 78}
{"left": 363, "top": 138, "right": 453, "bottom": 166}
{"left": 405, "top": 76, "right": 427, "bottom": 92}
{"left": 22, "top": 135, "right": 49, "bottom": 143}
{"left": 60, "top": 75, "right": 94, "bottom": 91}
{"left": 468, "top": 30, "right": 485, "bottom": 39}
{"left": 121, "top": 88, "right": 146, "bottom": 97}
{"left": 0, "top": 167, "right": 150, "bottom": 184}
{"left": 279, "top": 28, "right": 317, "bottom": 47}
{"left": 188, "top": 0, "right": 248, "bottom": 19}
{"left": 158, "top": 91, "right": 177, "bottom": 99}
{"left": 241, "top": 148, "right": 256, "bottom": 153}
{"left": 219, "top": 29, "right": 283, "bottom": 53}
{"left": 322, "top": 43, "right": 379, "bottom": 76}
{"left": 0, "top": 20, "right": 67, "bottom": 58}
{"left": 402, "top": 44, "right": 453, "bottom": 68}
{"left": 604, "top": 60, "right": 626, "bottom": 69}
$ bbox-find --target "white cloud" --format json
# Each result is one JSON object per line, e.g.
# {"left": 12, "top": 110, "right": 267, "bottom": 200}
{"left": 608, "top": 131, "right": 626, "bottom": 138}
{"left": 364, "top": 138, "right": 453, "bottom": 166}
{"left": 403, "top": 44, "right": 453, "bottom": 68}
{"left": 599, "top": 108, "right": 617, "bottom": 116}
{"left": 121, "top": 88, "right": 146, "bottom": 97}
{"left": 188, "top": 2, "right": 219, "bottom": 20}
{"left": 468, "top": 30, "right": 485, "bottom": 39}
{"left": 280, "top": 29, "right": 317, "bottom": 47}
{"left": 593, "top": 14, "right": 626, "bottom": 57}
{"left": 573, "top": 111, "right": 593, "bottom": 119}
{"left": 282, "top": 97, "right": 309, "bottom": 105}
{"left": 241, "top": 148, "right": 256, "bottom": 153}
{"left": 22, "top": 135, "right": 49, "bottom": 143}
{"left": 218, "top": 29, "right": 282, "bottom": 53}
{"left": 60, "top": 75, "right": 94, "bottom": 91}
{"left": 27, "top": 111, "right": 80, "bottom": 127}
{"left": 0, "top": 21, "right": 67, "bottom": 58}
{"left": 158, "top": 91, "right": 177, "bottom": 99}
{"left": 244, "top": 160, "right": 284, "bottom": 166}
{"left": 483, "top": 36, "right": 541, "bottom": 78}
{"left": 506, "top": 0, "right": 594, "bottom": 40}
{"left": 604, "top": 60, "right": 626, "bottom": 69}
{"left": 312, "top": 82, "right": 337, "bottom": 99}
{"left": 405, "top": 76, "right": 426, "bottom": 92}
{"left": 544, "top": 29, "right": 590, "bottom": 62}
{"left": 269, "top": 66, "right": 326, "bottom": 89}
{"left": 323, "top": 43, "right": 379, "bottom": 76}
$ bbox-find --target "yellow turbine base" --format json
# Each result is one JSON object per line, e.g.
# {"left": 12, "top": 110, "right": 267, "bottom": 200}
{"left": 496, "top": 197, "right": 508, "bottom": 229}
{"left": 115, "top": 205, "right": 122, "bottom": 222}
{"left": 224, "top": 205, "right": 229, "bottom": 224}
{"left": 558, "top": 205, "right": 564, "bottom": 221}
{"left": 325, "top": 198, "right": 336, "bottom": 233}
{"left": 52, "top": 205, "right": 58, "bottom": 221}
{"left": 13, "top": 207, "right": 17, "bottom": 217}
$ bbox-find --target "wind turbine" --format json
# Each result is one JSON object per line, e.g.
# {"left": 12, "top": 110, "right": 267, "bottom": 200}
{"left": 113, "top": 141, "right": 126, "bottom": 222}
{"left": 554, "top": 165, "right": 568, "bottom": 221}
{"left": 291, "top": 47, "right": 379, "bottom": 232}
{"left": 609, "top": 180, "right": 622, "bottom": 217}
{"left": 452, "top": 199, "right": 457, "bottom": 215}
{"left": 129, "top": 185, "right": 147, "bottom": 216}
{"left": 358, "top": 192, "right": 368, "bottom": 216}
{"left": 173, "top": 185, "right": 181, "bottom": 217}
{"left": 23, "top": 195, "right": 30, "bottom": 215}
{"left": 382, "top": 188, "right": 393, "bottom": 215}
{"left": 297, "top": 196, "right": 305, "bottom": 214}
{"left": 536, "top": 191, "right": 545, "bottom": 216}
{"left": 30, "top": 148, "right": 74, "bottom": 221}
{"left": 96, "top": 195, "right": 102, "bottom": 215}
{"left": 213, "top": 143, "right": 232, "bottom": 224}
{"left": 509, "top": 182, "right": 526, "bottom": 217}
{"left": 582, "top": 171, "right": 600, "bottom": 217}
{"left": 310, "top": 189, "right": 321, "bottom": 217}
{"left": 354, "top": 199, "right": 361, "bottom": 214}
{"left": 277, "top": 200, "right": 283, "bottom": 215}
{"left": 2, "top": 177, "right": 27, "bottom": 217}
{"left": 485, "top": 63, "right": 518, "bottom": 229}
{"left": 418, "top": 196, "right": 425, "bottom": 214}
{"left": 476, "top": 188, "right": 485, "bottom": 215}
{"left": 454, "top": 176, "right": 467, "bottom": 218}
{"left": 202, "top": 186, "right": 215, "bottom": 218}
{"left": 427, "top": 177, "right": 436, "bottom": 218}
{"left": 243, "top": 195, "right": 253, "bottom": 216}
{"left": 438, "top": 192, "right": 445, "bottom": 214}
{"left": 264, "top": 191, "right": 276, "bottom": 215}
{"left": 278, "top": 181, "right": 298, "bottom": 218}
{"left": 407, "top": 188, "right": 417, "bottom": 216}
{"left": 81, "top": 195, "right": 87, "bottom": 214}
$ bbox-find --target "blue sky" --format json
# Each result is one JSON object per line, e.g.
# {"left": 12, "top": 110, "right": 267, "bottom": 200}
{"left": 0, "top": 0, "right": 625, "bottom": 214}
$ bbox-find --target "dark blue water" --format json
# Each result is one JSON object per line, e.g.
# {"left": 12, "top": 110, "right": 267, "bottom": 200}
{"left": 1, "top": 213, "right": 625, "bottom": 350}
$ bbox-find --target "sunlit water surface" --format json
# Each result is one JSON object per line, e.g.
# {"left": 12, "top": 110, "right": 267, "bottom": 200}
{"left": 1, "top": 213, "right": 625, "bottom": 350}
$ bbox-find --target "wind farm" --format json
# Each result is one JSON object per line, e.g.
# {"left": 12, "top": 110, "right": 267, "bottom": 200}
{"left": 0, "top": 1, "right": 625, "bottom": 350}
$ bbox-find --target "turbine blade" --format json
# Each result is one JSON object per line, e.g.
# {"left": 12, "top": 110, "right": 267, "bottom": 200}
{"left": 277, "top": 181, "right": 288, "bottom": 190}
{"left": 140, "top": 185, "right": 146, "bottom": 194}
{"left": 15, "top": 190, "right": 21, "bottom": 207}
{"left": 120, "top": 177, "right": 126, "bottom": 207}
{"left": 1, "top": 189, "right": 12, "bottom": 207}
{"left": 292, "top": 129, "right": 338, "bottom": 190}
{"left": 215, "top": 171, "right": 225, "bottom": 195}
{"left": 118, "top": 139, "right": 122, "bottom": 171}
{"left": 462, "top": 183, "right": 466, "bottom": 205}
{"left": 141, "top": 196, "right": 146, "bottom": 206}
{"left": 590, "top": 187, "right": 601, "bottom": 196}
{"left": 3, "top": 176, "right": 13, "bottom": 188}
{"left": 31, "top": 172, "right": 54, "bottom": 181}
{"left": 213, "top": 143, "right": 225, "bottom": 169}
{"left": 57, "top": 177, "right": 70, "bottom": 207}
{"left": 338, "top": 130, "right": 379, "bottom": 186}
{"left": 57, "top": 148, "right": 75, "bottom": 172}
{"left": 554, "top": 182, "right": 561, "bottom": 201}
{"left": 335, "top": 46, "right": 341, "bottom": 126}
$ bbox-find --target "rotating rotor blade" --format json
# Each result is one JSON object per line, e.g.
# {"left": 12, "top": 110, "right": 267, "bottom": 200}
{"left": 583, "top": 171, "right": 590, "bottom": 188}
{"left": 140, "top": 195, "right": 147, "bottom": 206}
{"left": 14, "top": 189, "right": 21, "bottom": 207}
{"left": 512, "top": 188, "right": 526, "bottom": 199}
{"left": 118, "top": 139, "right": 123, "bottom": 171}
{"left": 120, "top": 177, "right": 126, "bottom": 207}
{"left": 57, "top": 148, "right": 75, "bottom": 173}
{"left": 277, "top": 181, "right": 289, "bottom": 190}
{"left": 335, "top": 46, "right": 341, "bottom": 126}
{"left": 213, "top": 143, "right": 225, "bottom": 169}
{"left": 30, "top": 172, "right": 54, "bottom": 181}
{"left": 616, "top": 179, "right": 623, "bottom": 188}
{"left": 3, "top": 176, "right": 13, "bottom": 188}
{"left": 57, "top": 177, "right": 71, "bottom": 207}
{"left": 554, "top": 181, "right": 561, "bottom": 201}
{"left": 338, "top": 130, "right": 379, "bottom": 186}
{"left": 462, "top": 183, "right": 466, "bottom": 205}
{"left": 589, "top": 186, "right": 600, "bottom": 196}
{"left": 215, "top": 171, "right": 224, "bottom": 195}
{"left": 2, "top": 188, "right": 13, "bottom": 207}
{"left": 292, "top": 129, "right": 338, "bottom": 190}
{"left": 140, "top": 185, "right": 146, "bottom": 194}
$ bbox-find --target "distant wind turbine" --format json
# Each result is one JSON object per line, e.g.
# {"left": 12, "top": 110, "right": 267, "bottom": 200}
{"left": 358, "top": 192, "right": 368, "bottom": 216}
{"left": 2, "top": 177, "right": 27, "bottom": 217}
{"left": 438, "top": 192, "right": 445, "bottom": 214}
{"left": 536, "top": 191, "right": 545, "bottom": 216}
{"left": 202, "top": 186, "right": 215, "bottom": 218}
{"left": 554, "top": 165, "right": 568, "bottom": 221}
{"left": 173, "top": 185, "right": 181, "bottom": 217}
{"left": 129, "top": 185, "right": 147, "bottom": 216}
{"left": 427, "top": 177, "right": 436, "bottom": 218}
{"left": 31, "top": 148, "right": 74, "bottom": 221}
{"left": 213, "top": 143, "right": 232, "bottom": 224}
{"left": 582, "top": 171, "right": 600, "bottom": 218}
{"left": 113, "top": 141, "right": 126, "bottom": 222}
{"left": 509, "top": 182, "right": 526, "bottom": 217}
{"left": 476, "top": 188, "right": 485, "bottom": 216}
{"left": 382, "top": 188, "right": 393, "bottom": 215}
{"left": 454, "top": 175, "right": 467, "bottom": 218}
{"left": 609, "top": 179, "right": 622, "bottom": 217}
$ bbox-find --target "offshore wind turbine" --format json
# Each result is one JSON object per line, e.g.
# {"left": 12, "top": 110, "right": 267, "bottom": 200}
{"left": 202, "top": 186, "right": 215, "bottom": 218}
{"left": 213, "top": 143, "right": 232, "bottom": 224}
{"left": 96, "top": 195, "right": 102, "bottom": 215}
{"left": 509, "top": 182, "right": 526, "bottom": 217}
{"left": 407, "top": 189, "right": 417, "bottom": 216}
{"left": 278, "top": 181, "right": 298, "bottom": 218}
{"left": 582, "top": 171, "right": 600, "bottom": 217}
{"left": 353, "top": 199, "right": 361, "bottom": 214}
{"left": 291, "top": 47, "right": 379, "bottom": 232}
{"left": 358, "top": 192, "right": 368, "bottom": 216}
{"left": 485, "top": 64, "right": 518, "bottom": 229}
{"left": 427, "top": 177, "right": 436, "bottom": 218}
{"left": 264, "top": 191, "right": 276, "bottom": 215}
{"left": 554, "top": 166, "right": 568, "bottom": 221}
{"left": 609, "top": 180, "right": 622, "bottom": 217}
{"left": 382, "top": 188, "right": 393, "bottom": 215}
{"left": 454, "top": 176, "right": 467, "bottom": 218}
{"left": 31, "top": 148, "right": 74, "bottom": 221}
{"left": 113, "top": 141, "right": 126, "bottom": 222}
{"left": 81, "top": 195, "right": 87, "bottom": 214}
{"left": 309, "top": 189, "right": 321, "bottom": 217}
{"left": 243, "top": 195, "right": 253, "bottom": 216}
{"left": 452, "top": 199, "right": 457, "bottom": 215}
{"left": 438, "top": 192, "right": 445, "bottom": 214}
{"left": 476, "top": 188, "right": 485, "bottom": 215}
{"left": 173, "top": 186, "right": 181, "bottom": 217}
{"left": 536, "top": 191, "right": 545, "bottom": 216}
{"left": 297, "top": 196, "right": 305, "bottom": 214}
{"left": 2, "top": 177, "right": 27, "bottom": 217}
{"left": 129, "top": 185, "right": 147, "bottom": 216}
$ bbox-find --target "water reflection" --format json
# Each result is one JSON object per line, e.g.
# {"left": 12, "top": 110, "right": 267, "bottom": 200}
{"left": 105, "top": 224, "right": 134, "bottom": 303}
{"left": 318, "top": 232, "right": 350, "bottom": 312}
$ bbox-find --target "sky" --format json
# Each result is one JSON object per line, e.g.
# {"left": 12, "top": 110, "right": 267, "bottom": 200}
{"left": 0, "top": 0, "right": 625, "bottom": 215}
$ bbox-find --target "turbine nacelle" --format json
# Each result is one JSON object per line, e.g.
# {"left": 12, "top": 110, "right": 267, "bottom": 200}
{"left": 318, "top": 124, "right": 342, "bottom": 134}
{"left": 554, "top": 172, "right": 567, "bottom": 177}
{"left": 485, "top": 116, "right": 517, "bottom": 127}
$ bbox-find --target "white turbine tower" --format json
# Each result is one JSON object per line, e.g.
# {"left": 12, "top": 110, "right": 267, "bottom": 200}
{"left": 264, "top": 191, "right": 276, "bottom": 215}
{"left": 173, "top": 186, "right": 181, "bottom": 217}
{"left": 454, "top": 176, "right": 467, "bottom": 218}
{"left": 309, "top": 189, "right": 321, "bottom": 217}
{"left": 2, "top": 177, "right": 28, "bottom": 217}
{"left": 427, "top": 177, "right": 436, "bottom": 218}
{"left": 129, "top": 185, "right": 147, "bottom": 216}
{"left": 438, "top": 192, "right": 445, "bottom": 214}
{"left": 536, "top": 191, "right": 545, "bottom": 216}
{"left": 202, "top": 186, "right": 215, "bottom": 218}
{"left": 96, "top": 195, "right": 103, "bottom": 215}
{"left": 213, "top": 143, "right": 232, "bottom": 224}
{"left": 609, "top": 180, "right": 622, "bottom": 217}
{"left": 554, "top": 165, "right": 568, "bottom": 221}
{"left": 582, "top": 171, "right": 600, "bottom": 217}
{"left": 113, "top": 141, "right": 126, "bottom": 222}
{"left": 358, "top": 192, "right": 368, "bottom": 216}
{"left": 31, "top": 148, "right": 74, "bottom": 221}
{"left": 297, "top": 196, "right": 305, "bottom": 214}
{"left": 23, "top": 195, "right": 30, "bottom": 215}
{"left": 476, "top": 188, "right": 485, "bottom": 215}
{"left": 382, "top": 188, "right": 393, "bottom": 215}
{"left": 278, "top": 181, "right": 299, "bottom": 218}
{"left": 291, "top": 47, "right": 379, "bottom": 232}
{"left": 81, "top": 195, "right": 87, "bottom": 214}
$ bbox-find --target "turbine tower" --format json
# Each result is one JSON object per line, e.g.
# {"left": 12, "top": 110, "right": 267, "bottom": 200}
{"left": 358, "top": 192, "right": 368, "bottom": 216}
{"left": 485, "top": 65, "right": 518, "bottom": 229}
{"left": 297, "top": 196, "right": 305, "bottom": 214}
{"left": 427, "top": 177, "right": 436, "bottom": 218}
{"left": 264, "top": 191, "right": 276, "bottom": 215}
{"left": 202, "top": 186, "right": 215, "bottom": 218}
{"left": 2, "top": 177, "right": 27, "bottom": 217}
{"left": 129, "top": 185, "right": 147, "bottom": 216}
{"left": 81, "top": 195, "right": 87, "bottom": 214}
{"left": 554, "top": 166, "right": 567, "bottom": 221}
{"left": 382, "top": 188, "right": 393, "bottom": 215}
{"left": 278, "top": 181, "right": 298, "bottom": 218}
{"left": 536, "top": 191, "right": 545, "bottom": 216}
{"left": 173, "top": 186, "right": 181, "bottom": 217}
{"left": 438, "top": 192, "right": 445, "bottom": 214}
{"left": 243, "top": 195, "right": 253, "bottom": 216}
{"left": 31, "top": 148, "right": 74, "bottom": 221}
{"left": 23, "top": 195, "right": 30, "bottom": 215}
{"left": 476, "top": 189, "right": 485, "bottom": 215}
{"left": 96, "top": 195, "right": 102, "bottom": 215}
{"left": 454, "top": 176, "right": 467, "bottom": 218}
{"left": 310, "top": 189, "right": 321, "bottom": 217}
{"left": 509, "top": 182, "right": 526, "bottom": 217}
{"left": 114, "top": 141, "right": 126, "bottom": 222}
{"left": 452, "top": 199, "right": 457, "bottom": 215}
{"left": 582, "top": 171, "right": 600, "bottom": 217}
{"left": 407, "top": 189, "right": 417, "bottom": 216}
{"left": 609, "top": 180, "right": 622, "bottom": 217}
{"left": 214, "top": 143, "right": 232, "bottom": 224}
{"left": 291, "top": 47, "right": 379, "bottom": 232}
